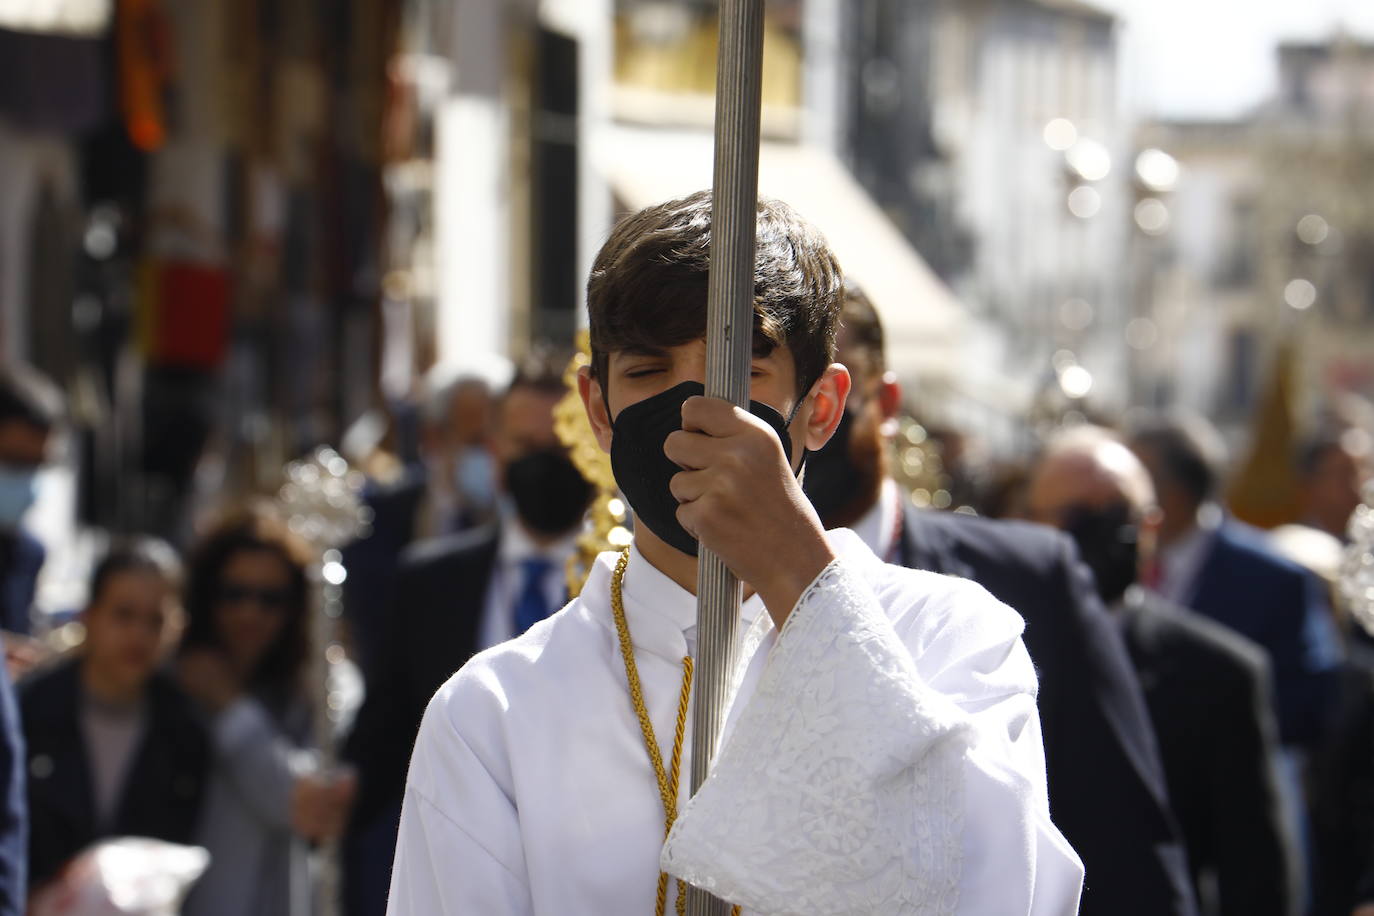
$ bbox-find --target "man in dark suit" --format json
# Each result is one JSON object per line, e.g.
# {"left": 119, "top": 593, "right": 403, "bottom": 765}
{"left": 341, "top": 356, "right": 593, "bottom": 916}
{"left": 800, "top": 284, "right": 1196, "bottom": 915}
{"left": 1028, "top": 424, "right": 1300, "bottom": 915}
{"left": 1127, "top": 414, "right": 1342, "bottom": 751}
{"left": 341, "top": 363, "right": 510, "bottom": 683}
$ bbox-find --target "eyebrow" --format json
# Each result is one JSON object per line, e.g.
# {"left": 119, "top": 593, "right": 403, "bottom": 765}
{"left": 612, "top": 346, "right": 669, "bottom": 361}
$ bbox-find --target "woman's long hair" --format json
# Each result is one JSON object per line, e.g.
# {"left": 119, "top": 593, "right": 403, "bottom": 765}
{"left": 180, "top": 505, "right": 314, "bottom": 702}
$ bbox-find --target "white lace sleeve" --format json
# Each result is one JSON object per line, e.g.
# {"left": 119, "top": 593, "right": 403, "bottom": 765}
{"left": 660, "top": 559, "right": 975, "bottom": 915}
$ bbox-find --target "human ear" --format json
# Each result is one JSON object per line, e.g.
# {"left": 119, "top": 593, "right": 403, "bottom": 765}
{"left": 577, "top": 366, "right": 615, "bottom": 454}
{"left": 876, "top": 372, "right": 903, "bottom": 438}
{"left": 803, "top": 364, "right": 852, "bottom": 452}
{"left": 877, "top": 372, "right": 902, "bottom": 420}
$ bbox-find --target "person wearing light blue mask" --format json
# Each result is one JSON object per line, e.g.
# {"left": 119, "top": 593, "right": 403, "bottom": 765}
{"left": 0, "top": 364, "right": 61, "bottom": 637}
{"left": 452, "top": 445, "right": 497, "bottom": 519}
{"left": 0, "top": 472, "right": 36, "bottom": 535}
{"left": 0, "top": 361, "right": 64, "bottom": 916}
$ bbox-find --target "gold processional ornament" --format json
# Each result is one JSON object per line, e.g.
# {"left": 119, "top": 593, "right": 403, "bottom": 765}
{"left": 555, "top": 331, "right": 633, "bottom": 597}
{"left": 888, "top": 415, "right": 969, "bottom": 514}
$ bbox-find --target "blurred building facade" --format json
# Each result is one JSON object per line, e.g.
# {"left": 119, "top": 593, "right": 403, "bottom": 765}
{"left": 831, "top": 0, "right": 1130, "bottom": 422}
{"left": 1133, "top": 35, "right": 1374, "bottom": 434}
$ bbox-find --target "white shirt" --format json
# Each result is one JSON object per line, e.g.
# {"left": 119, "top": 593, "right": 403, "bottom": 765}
{"left": 476, "top": 519, "right": 579, "bottom": 652}
{"left": 389, "top": 529, "right": 1083, "bottom": 915}
{"left": 1155, "top": 504, "right": 1223, "bottom": 605}
{"left": 850, "top": 476, "right": 902, "bottom": 562}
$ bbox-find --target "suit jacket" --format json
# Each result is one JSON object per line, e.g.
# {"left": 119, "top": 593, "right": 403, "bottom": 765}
{"left": 0, "top": 530, "right": 44, "bottom": 636}
{"left": 897, "top": 505, "right": 1196, "bottom": 916}
{"left": 341, "top": 473, "right": 427, "bottom": 681}
{"left": 344, "top": 525, "right": 499, "bottom": 828}
{"left": 1120, "top": 588, "right": 1299, "bottom": 916}
{"left": 1182, "top": 521, "right": 1341, "bottom": 748}
{"left": 1309, "top": 639, "right": 1374, "bottom": 916}
{"left": 19, "top": 659, "right": 209, "bottom": 888}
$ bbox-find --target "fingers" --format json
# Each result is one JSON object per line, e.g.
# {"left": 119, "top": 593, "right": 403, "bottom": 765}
{"left": 681, "top": 395, "right": 766, "bottom": 437}
{"left": 668, "top": 468, "right": 708, "bottom": 505}
{"left": 663, "top": 429, "right": 714, "bottom": 470}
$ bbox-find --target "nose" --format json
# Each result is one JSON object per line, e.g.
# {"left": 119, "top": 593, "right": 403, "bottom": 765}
{"left": 668, "top": 346, "right": 708, "bottom": 389}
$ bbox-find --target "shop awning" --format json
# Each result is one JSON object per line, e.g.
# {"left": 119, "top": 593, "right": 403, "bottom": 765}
{"left": 595, "top": 124, "right": 966, "bottom": 386}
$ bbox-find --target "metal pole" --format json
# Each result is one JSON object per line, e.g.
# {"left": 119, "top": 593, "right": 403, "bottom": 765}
{"left": 688, "top": 1, "right": 765, "bottom": 913}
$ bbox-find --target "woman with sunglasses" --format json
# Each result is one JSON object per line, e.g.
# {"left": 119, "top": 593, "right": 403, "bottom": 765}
{"left": 177, "top": 506, "right": 354, "bottom": 916}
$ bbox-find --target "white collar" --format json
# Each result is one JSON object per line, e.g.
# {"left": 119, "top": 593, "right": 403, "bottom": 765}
{"left": 580, "top": 530, "right": 881, "bottom": 663}
{"left": 850, "top": 478, "right": 901, "bottom": 561}
{"left": 498, "top": 513, "right": 580, "bottom": 567}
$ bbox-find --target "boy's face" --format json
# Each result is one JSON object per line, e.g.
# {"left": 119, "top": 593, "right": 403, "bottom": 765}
{"left": 585, "top": 338, "right": 811, "bottom": 466}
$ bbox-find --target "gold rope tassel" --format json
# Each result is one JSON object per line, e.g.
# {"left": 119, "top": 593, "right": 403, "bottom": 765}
{"left": 611, "top": 550, "right": 741, "bottom": 916}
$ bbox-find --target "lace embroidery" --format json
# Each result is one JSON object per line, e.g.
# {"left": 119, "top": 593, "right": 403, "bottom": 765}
{"left": 661, "top": 559, "right": 971, "bottom": 916}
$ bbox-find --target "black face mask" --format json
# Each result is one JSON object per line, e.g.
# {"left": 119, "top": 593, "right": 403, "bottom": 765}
{"left": 504, "top": 448, "right": 594, "bottom": 537}
{"left": 610, "top": 381, "right": 799, "bottom": 557}
{"left": 1061, "top": 503, "right": 1140, "bottom": 605}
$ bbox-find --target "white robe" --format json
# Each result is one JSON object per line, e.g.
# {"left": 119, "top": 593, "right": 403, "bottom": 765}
{"left": 388, "top": 529, "right": 1084, "bottom": 915}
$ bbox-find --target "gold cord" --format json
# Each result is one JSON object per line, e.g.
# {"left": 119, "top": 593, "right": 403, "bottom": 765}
{"left": 610, "top": 549, "right": 741, "bottom": 916}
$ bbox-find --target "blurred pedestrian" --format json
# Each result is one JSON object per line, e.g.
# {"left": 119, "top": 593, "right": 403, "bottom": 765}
{"left": 1294, "top": 426, "right": 1370, "bottom": 543}
{"left": 0, "top": 361, "right": 62, "bottom": 915}
{"left": 0, "top": 363, "right": 62, "bottom": 639}
{"left": 1130, "top": 412, "right": 1345, "bottom": 912}
{"left": 800, "top": 282, "right": 1195, "bottom": 916}
{"left": 1028, "top": 426, "right": 1300, "bottom": 916}
{"left": 176, "top": 507, "right": 355, "bottom": 916}
{"left": 341, "top": 350, "right": 591, "bottom": 916}
{"left": 1127, "top": 413, "right": 1342, "bottom": 750}
{"left": 20, "top": 538, "right": 208, "bottom": 894}
{"left": 341, "top": 358, "right": 509, "bottom": 681}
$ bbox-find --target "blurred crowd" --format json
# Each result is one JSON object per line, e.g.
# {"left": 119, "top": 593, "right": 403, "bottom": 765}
{"left": 0, "top": 275, "right": 1372, "bottom": 916}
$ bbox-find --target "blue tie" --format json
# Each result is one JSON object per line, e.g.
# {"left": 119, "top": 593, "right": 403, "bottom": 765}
{"left": 513, "top": 556, "right": 555, "bottom": 636}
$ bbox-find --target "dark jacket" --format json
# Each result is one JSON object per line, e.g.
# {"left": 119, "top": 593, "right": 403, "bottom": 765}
{"left": 1181, "top": 521, "right": 1341, "bottom": 748}
{"left": 344, "top": 525, "right": 499, "bottom": 827}
{"left": 1120, "top": 588, "right": 1300, "bottom": 916}
{"left": 1310, "top": 638, "right": 1374, "bottom": 916}
{"left": 342, "top": 526, "right": 499, "bottom": 916}
{"left": 897, "top": 506, "right": 1196, "bottom": 916}
{"left": 341, "top": 473, "right": 427, "bottom": 681}
{"left": 19, "top": 659, "right": 209, "bottom": 888}
{"left": 0, "top": 530, "right": 43, "bottom": 636}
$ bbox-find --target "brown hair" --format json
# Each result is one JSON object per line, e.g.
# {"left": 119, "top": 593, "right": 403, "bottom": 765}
{"left": 180, "top": 505, "right": 314, "bottom": 700}
{"left": 88, "top": 537, "right": 183, "bottom": 609}
{"left": 836, "top": 279, "right": 886, "bottom": 389}
{"left": 586, "top": 190, "right": 843, "bottom": 400}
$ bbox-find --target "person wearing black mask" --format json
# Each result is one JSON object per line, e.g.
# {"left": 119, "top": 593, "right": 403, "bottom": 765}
{"left": 340, "top": 350, "right": 592, "bottom": 916}
{"left": 1028, "top": 425, "right": 1301, "bottom": 916}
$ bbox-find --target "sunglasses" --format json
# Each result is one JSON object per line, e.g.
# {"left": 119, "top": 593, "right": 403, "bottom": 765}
{"left": 216, "top": 582, "right": 293, "bottom": 612}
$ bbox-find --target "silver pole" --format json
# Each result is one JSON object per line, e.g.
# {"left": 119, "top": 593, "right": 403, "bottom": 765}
{"left": 688, "top": 1, "right": 765, "bottom": 914}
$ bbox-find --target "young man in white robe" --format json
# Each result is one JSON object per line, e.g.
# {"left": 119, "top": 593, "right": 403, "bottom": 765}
{"left": 388, "top": 191, "right": 1085, "bottom": 915}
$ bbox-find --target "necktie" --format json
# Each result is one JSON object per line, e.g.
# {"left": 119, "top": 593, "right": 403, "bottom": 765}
{"left": 513, "top": 556, "right": 555, "bottom": 636}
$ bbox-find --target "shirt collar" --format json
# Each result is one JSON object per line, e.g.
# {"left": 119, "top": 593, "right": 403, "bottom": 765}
{"left": 850, "top": 478, "right": 901, "bottom": 561}
{"left": 1157, "top": 505, "right": 1222, "bottom": 603}
{"left": 498, "top": 513, "right": 580, "bottom": 567}
{"left": 582, "top": 530, "right": 881, "bottom": 663}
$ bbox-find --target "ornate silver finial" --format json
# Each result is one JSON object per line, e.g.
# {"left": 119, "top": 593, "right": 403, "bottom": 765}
{"left": 1343, "top": 478, "right": 1374, "bottom": 636}
{"left": 278, "top": 447, "right": 373, "bottom": 550}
